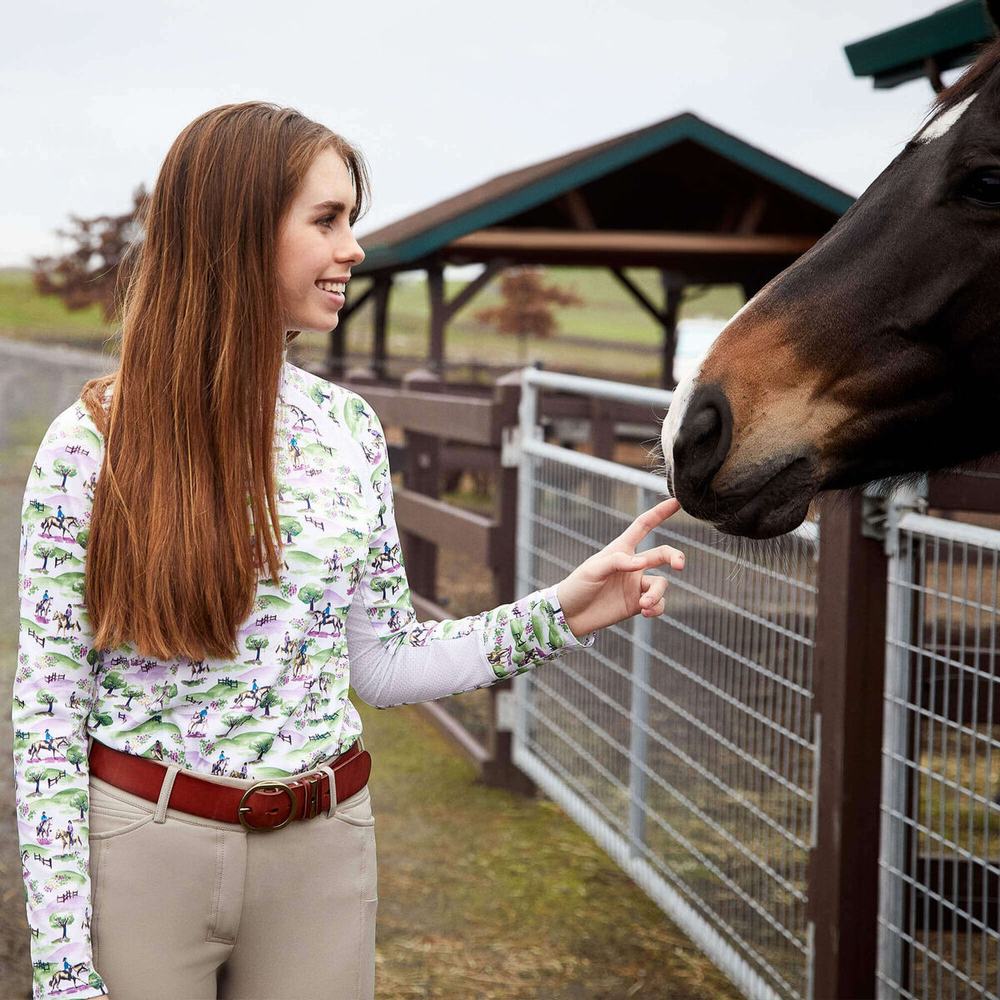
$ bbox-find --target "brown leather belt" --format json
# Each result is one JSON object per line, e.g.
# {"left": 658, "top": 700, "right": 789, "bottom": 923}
{"left": 89, "top": 737, "right": 372, "bottom": 833}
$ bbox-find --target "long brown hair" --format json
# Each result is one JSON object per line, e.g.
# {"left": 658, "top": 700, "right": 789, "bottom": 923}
{"left": 79, "top": 102, "right": 370, "bottom": 661}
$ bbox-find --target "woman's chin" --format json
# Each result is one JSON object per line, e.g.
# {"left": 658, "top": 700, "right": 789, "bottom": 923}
{"left": 316, "top": 311, "right": 339, "bottom": 332}
{"left": 287, "top": 315, "right": 338, "bottom": 335}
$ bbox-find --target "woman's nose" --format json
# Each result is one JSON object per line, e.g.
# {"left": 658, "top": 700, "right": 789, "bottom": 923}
{"left": 340, "top": 237, "right": 364, "bottom": 266}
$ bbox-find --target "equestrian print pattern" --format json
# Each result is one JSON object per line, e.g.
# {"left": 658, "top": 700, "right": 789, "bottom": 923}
{"left": 12, "top": 358, "right": 595, "bottom": 999}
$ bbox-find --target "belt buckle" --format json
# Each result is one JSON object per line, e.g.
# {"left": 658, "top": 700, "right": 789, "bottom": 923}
{"left": 238, "top": 780, "right": 296, "bottom": 832}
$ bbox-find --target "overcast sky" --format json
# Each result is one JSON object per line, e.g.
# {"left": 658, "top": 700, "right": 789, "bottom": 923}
{"left": 1, "top": 0, "right": 966, "bottom": 268}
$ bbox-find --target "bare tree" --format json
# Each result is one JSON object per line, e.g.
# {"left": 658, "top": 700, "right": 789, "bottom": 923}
{"left": 30, "top": 185, "right": 149, "bottom": 321}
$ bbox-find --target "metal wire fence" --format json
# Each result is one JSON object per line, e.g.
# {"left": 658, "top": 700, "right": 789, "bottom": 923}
{"left": 512, "top": 369, "right": 820, "bottom": 1000}
{"left": 879, "top": 511, "right": 1000, "bottom": 999}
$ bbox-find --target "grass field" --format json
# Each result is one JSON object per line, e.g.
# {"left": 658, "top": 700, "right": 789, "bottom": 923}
{"left": 0, "top": 266, "right": 743, "bottom": 383}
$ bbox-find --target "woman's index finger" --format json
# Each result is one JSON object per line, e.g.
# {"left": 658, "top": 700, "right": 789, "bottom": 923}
{"left": 618, "top": 498, "right": 681, "bottom": 548}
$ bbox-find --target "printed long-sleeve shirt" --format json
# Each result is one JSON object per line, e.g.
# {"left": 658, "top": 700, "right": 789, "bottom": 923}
{"left": 12, "top": 356, "right": 597, "bottom": 999}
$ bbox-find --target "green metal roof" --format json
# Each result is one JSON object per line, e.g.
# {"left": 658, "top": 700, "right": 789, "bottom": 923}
{"left": 356, "top": 112, "right": 854, "bottom": 275}
{"left": 845, "top": 1, "right": 995, "bottom": 89}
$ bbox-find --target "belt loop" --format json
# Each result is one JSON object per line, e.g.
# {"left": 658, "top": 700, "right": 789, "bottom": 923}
{"left": 153, "top": 764, "right": 181, "bottom": 823}
{"left": 316, "top": 764, "right": 339, "bottom": 819}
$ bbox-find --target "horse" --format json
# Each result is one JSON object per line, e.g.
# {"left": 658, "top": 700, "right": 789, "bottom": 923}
{"left": 55, "top": 826, "right": 80, "bottom": 850}
{"left": 53, "top": 610, "right": 81, "bottom": 637}
{"left": 48, "top": 962, "right": 90, "bottom": 992}
{"left": 232, "top": 686, "right": 270, "bottom": 709}
{"left": 370, "top": 549, "right": 398, "bottom": 575}
{"left": 661, "top": 11, "right": 1000, "bottom": 539}
{"left": 39, "top": 514, "right": 80, "bottom": 540}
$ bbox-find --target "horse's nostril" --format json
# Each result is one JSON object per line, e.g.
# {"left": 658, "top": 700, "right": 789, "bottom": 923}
{"left": 684, "top": 404, "right": 721, "bottom": 453}
{"left": 673, "top": 385, "right": 733, "bottom": 496}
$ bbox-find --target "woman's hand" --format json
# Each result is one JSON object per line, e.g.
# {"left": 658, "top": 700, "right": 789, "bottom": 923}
{"left": 556, "top": 498, "right": 685, "bottom": 638}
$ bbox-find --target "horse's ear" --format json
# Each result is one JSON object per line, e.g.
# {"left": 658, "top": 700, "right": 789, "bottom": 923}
{"left": 986, "top": 0, "right": 1000, "bottom": 33}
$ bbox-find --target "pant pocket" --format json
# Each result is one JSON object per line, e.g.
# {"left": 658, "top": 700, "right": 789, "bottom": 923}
{"left": 89, "top": 780, "right": 156, "bottom": 841}
{"left": 330, "top": 785, "right": 375, "bottom": 828}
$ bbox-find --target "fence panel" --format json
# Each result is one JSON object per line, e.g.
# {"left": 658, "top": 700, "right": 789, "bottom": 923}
{"left": 513, "top": 369, "right": 820, "bottom": 1000}
{"left": 879, "top": 512, "right": 1000, "bottom": 999}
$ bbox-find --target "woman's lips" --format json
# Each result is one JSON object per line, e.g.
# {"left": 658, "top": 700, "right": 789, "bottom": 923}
{"left": 317, "top": 287, "right": 345, "bottom": 308}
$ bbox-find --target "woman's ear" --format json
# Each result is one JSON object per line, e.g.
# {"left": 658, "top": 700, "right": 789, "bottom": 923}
{"left": 987, "top": 0, "right": 1000, "bottom": 33}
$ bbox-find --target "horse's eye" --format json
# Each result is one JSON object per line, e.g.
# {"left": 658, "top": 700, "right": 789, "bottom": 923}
{"left": 960, "top": 169, "right": 1000, "bottom": 207}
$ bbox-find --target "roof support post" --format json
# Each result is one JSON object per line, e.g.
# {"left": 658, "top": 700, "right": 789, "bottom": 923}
{"left": 609, "top": 267, "right": 684, "bottom": 388}
{"left": 327, "top": 278, "right": 377, "bottom": 379}
{"left": 659, "top": 271, "right": 684, "bottom": 390}
{"left": 327, "top": 318, "right": 346, "bottom": 380}
{"left": 372, "top": 276, "right": 392, "bottom": 379}
{"left": 923, "top": 55, "right": 945, "bottom": 92}
{"left": 427, "top": 260, "right": 446, "bottom": 375}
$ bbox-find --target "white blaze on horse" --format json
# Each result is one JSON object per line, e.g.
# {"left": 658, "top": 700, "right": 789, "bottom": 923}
{"left": 662, "top": 6, "right": 1000, "bottom": 538}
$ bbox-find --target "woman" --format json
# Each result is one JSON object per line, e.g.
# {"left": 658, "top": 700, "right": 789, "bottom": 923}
{"left": 12, "top": 101, "right": 685, "bottom": 1000}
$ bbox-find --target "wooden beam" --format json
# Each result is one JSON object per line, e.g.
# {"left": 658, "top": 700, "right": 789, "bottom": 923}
{"left": 393, "top": 488, "right": 496, "bottom": 566}
{"left": 609, "top": 268, "right": 663, "bottom": 325}
{"left": 559, "top": 188, "right": 596, "bottom": 229}
{"left": 443, "top": 259, "right": 507, "bottom": 321}
{"left": 414, "top": 695, "right": 490, "bottom": 764}
{"left": 340, "top": 279, "right": 375, "bottom": 322}
{"left": 345, "top": 385, "right": 498, "bottom": 444}
{"left": 448, "top": 229, "right": 817, "bottom": 257}
{"left": 927, "top": 457, "right": 1000, "bottom": 513}
{"left": 609, "top": 267, "right": 684, "bottom": 389}
{"left": 736, "top": 189, "right": 768, "bottom": 234}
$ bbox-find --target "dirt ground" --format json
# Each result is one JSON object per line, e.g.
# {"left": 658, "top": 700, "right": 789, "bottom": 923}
{"left": 0, "top": 339, "right": 736, "bottom": 999}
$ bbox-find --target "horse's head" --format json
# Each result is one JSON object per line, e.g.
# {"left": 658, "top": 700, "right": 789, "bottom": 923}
{"left": 662, "top": 12, "right": 1000, "bottom": 538}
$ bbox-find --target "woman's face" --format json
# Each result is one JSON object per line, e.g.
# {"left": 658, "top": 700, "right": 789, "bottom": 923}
{"left": 276, "top": 148, "right": 365, "bottom": 335}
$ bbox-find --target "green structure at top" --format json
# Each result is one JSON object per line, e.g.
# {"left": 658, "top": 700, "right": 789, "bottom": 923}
{"left": 845, "top": 1, "right": 996, "bottom": 89}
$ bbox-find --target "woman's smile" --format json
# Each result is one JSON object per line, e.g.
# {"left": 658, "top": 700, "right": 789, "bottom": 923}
{"left": 317, "top": 285, "right": 346, "bottom": 308}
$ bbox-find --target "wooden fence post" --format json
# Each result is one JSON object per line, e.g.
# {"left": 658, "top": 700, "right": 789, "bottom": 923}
{"left": 399, "top": 368, "right": 441, "bottom": 600}
{"left": 480, "top": 372, "right": 536, "bottom": 795}
{"left": 809, "top": 492, "right": 889, "bottom": 999}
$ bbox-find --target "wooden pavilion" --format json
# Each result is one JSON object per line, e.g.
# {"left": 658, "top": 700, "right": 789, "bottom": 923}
{"left": 332, "top": 111, "right": 853, "bottom": 388}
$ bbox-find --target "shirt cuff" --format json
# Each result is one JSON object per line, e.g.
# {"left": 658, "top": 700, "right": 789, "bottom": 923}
{"left": 537, "top": 583, "right": 598, "bottom": 650}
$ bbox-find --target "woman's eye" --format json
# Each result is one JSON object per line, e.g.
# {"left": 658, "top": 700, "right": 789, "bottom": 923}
{"left": 959, "top": 169, "right": 1000, "bottom": 207}
{"left": 318, "top": 215, "right": 337, "bottom": 229}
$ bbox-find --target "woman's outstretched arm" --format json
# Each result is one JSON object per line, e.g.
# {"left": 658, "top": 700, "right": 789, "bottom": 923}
{"left": 345, "top": 398, "right": 683, "bottom": 710}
